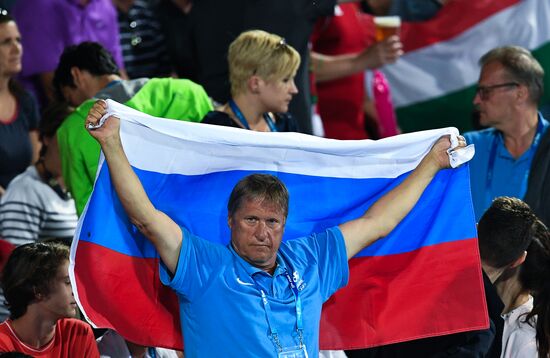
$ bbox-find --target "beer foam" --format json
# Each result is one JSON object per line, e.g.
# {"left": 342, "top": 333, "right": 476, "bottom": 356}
{"left": 374, "top": 16, "right": 401, "bottom": 28}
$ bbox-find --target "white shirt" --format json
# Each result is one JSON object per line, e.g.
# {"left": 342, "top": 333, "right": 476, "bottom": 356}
{"left": 501, "top": 295, "right": 537, "bottom": 358}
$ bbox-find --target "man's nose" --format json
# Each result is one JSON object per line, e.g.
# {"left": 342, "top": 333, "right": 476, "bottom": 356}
{"left": 11, "top": 41, "right": 22, "bottom": 55}
{"left": 255, "top": 221, "right": 268, "bottom": 240}
{"left": 473, "top": 91, "right": 482, "bottom": 105}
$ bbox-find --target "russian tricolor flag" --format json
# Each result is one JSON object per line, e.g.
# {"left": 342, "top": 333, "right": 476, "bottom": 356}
{"left": 70, "top": 100, "right": 488, "bottom": 350}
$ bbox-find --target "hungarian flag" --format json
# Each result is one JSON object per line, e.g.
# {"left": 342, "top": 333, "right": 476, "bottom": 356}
{"left": 385, "top": 0, "right": 550, "bottom": 133}
{"left": 70, "top": 100, "right": 486, "bottom": 350}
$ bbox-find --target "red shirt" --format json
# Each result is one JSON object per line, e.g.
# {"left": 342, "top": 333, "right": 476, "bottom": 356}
{"left": 0, "top": 318, "right": 99, "bottom": 357}
{"left": 312, "top": 3, "right": 376, "bottom": 139}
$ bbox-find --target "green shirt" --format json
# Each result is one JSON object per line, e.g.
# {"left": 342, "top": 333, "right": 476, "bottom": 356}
{"left": 57, "top": 78, "right": 213, "bottom": 215}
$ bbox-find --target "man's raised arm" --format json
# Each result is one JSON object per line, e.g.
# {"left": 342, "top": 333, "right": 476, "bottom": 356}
{"left": 86, "top": 100, "right": 182, "bottom": 274}
{"left": 340, "top": 135, "right": 466, "bottom": 259}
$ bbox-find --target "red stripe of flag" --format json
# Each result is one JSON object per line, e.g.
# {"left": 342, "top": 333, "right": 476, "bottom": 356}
{"left": 319, "top": 238, "right": 487, "bottom": 349}
{"left": 400, "top": 0, "right": 520, "bottom": 52}
{"left": 74, "top": 241, "right": 183, "bottom": 349}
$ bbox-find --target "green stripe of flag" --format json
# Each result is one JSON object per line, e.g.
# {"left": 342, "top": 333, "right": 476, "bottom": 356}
{"left": 397, "top": 41, "right": 550, "bottom": 133}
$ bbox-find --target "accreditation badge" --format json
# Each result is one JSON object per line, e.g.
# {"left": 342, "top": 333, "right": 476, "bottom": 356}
{"left": 278, "top": 345, "right": 308, "bottom": 358}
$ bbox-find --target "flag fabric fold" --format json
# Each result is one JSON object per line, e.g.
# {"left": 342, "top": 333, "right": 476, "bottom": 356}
{"left": 70, "top": 100, "right": 487, "bottom": 350}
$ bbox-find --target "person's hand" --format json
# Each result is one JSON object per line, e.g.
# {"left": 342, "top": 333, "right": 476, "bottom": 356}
{"left": 0, "top": 185, "right": 5, "bottom": 197}
{"left": 425, "top": 135, "right": 467, "bottom": 170}
{"left": 362, "top": 35, "right": 403, "bottom": 69}
{"left": 86, "top": 100, "right": 121, "bottom": 146}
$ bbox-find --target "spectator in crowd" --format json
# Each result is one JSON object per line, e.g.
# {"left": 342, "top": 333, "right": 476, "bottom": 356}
{"left": 11, "top": 0, "right": 124, "bottom": 105}
{"left": 311, "top": 3, "right": 402, "bottom": 139}
{"left": 112, "top": 0, "right": 173, "bottom": 79}
{"left": 464, "top": 46, "right": 548, "bottom": 221}
{"left": 0, "top": 241, "right": 99, "bottom": 357}
{"left": 157, "top": 0, "right": 196, "bottom": 80}
{"left": 188, "top": 0, "right": 360, "bottom": 135}
{"left": 85, "top": 98, "right": 467, "bottom": 356}
{"left": 0, "top": 11, "right": 40, "bottom": 196}
{"left": 478, "top": 197, "right": 548, "bottom": 357}
{"left": 53, "top": 41, "right": 212, "bottom": 215}
{"left": 497, "top": 218, "right": 550, "bottom": 357}
{"left": 0, "top": 102, "right": 77, "bottom": 247}
{"left": 201, "top": 30, "right": 300, "bottom": 132}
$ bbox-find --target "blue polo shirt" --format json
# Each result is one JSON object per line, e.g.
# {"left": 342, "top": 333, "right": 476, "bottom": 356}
{"left": 464, "top": 113, "right": 549, "bottom": 221}
{"left": 160, "top": 226, "right": 349, "bottom": 357}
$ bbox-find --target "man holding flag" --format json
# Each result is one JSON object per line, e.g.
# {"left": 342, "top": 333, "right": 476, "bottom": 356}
{"left": 84, "top": 100, "right": 467, "bottom": 357}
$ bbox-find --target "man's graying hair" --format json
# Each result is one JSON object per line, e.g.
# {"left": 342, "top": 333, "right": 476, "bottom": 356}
{"left": 228, "top": 174, "right": 289, "bottom": 218}
{"left": 480, "top": 46, "right": 544, "bottom": 104}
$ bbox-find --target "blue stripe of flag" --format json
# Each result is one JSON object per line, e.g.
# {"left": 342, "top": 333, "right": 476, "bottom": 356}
{"left": 79, "top": 163, "right": 475, "bottom": 259}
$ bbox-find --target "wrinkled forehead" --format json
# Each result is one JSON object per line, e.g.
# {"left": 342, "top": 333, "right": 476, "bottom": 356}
{"left": 234, "top": 196, "right": 287, "bottom": 217}
{"left": 480, "top": 61, "right": 513, "bottom": 82}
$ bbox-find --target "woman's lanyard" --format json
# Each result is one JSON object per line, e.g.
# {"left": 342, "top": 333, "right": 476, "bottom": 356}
{"left": 255, "top": 270, "right": 304, "bottom": 353}
{"left": 228, "top": 99, "right": 278, "bottom": 132}
{"left": 485, "top": 118, "right": 544, "bottom": 207}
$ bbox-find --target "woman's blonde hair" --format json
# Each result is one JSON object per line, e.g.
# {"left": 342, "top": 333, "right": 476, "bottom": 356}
{"left": 228, "top": 30, "right": 301, "bottom": 97}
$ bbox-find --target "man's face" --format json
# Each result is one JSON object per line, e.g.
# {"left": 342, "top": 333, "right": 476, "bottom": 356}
{"left": 38, "top": 260, "right": 77, "bottom": 319}
{"left": 61, "top": 68, "right": 96, "bottom": 106}
{"left": 43, "top": 135, "right": 62, "bottom": 178}
{"left": 228, "top": 198, "right": 286, "bottom": 273}
{"left": 61, "top": 84, "right": 88, "bottom": 107}
{"left": 473, "top": 61, "right": 520, "bottom": 129}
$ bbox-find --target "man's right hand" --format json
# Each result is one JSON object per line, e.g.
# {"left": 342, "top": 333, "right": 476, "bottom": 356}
{"left": 83, "top": 99, "right": 183, "bottom": 274}
{"left": 86, "top": 100, "right": 121, "bottom": 146}
{"left": 362, "top": 35, "right": 404, "bottom": 69}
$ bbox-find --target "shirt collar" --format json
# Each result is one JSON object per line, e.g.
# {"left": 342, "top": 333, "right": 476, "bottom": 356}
{"left": 495, "top": 112, "right": 547, "bottom": 160}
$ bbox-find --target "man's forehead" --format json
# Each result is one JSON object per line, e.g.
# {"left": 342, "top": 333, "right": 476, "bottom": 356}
{"left": 480, "top": 62, "right": 508, "bottom": 81}
{"left": 56, "top": 260, "right": 70, "bottom": 277}
{"left": 238, "top": 197, "right": 285, "bottom": 216}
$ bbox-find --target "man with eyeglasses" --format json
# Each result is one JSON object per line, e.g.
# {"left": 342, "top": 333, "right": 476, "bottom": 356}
{"left": 464, "top": 46, "right": 549, "bottom": 221}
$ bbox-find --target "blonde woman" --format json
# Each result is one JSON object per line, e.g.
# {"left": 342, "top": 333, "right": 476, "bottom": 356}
{"left": 202, "top": 30, "right": 300, "bottom": 132}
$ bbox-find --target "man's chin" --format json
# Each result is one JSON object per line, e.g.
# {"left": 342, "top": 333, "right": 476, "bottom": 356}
{"left": 249, "top": 255, "right": 277, "bottom": 270}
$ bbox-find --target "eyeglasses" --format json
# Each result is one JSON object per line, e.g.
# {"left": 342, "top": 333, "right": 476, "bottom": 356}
{"left": 475, "top": 82, "right": 519, "bottom": 100}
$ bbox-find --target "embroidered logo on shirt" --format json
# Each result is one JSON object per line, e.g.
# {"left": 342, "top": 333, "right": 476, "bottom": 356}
{"left": 236, "top": 277, "right": 254, "bottom": 286}
{"left": 292, "top": 271, "right": 306, "bottom": 291}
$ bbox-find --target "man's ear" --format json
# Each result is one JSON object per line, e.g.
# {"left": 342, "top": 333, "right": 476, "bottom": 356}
{"left": 516, "top": 84, "right": 530, "bottom": 104}
{"left": 227, "top": 215, "right": 233, "bottom": 229}
{"left": 510, "top": 250, "right": 527, "bottom": 269}
{"left": 42, "top": 135, "right": 52, "bottom": 148}
{"left": 33, "top": 287, "right": 44, "bottom": 301}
